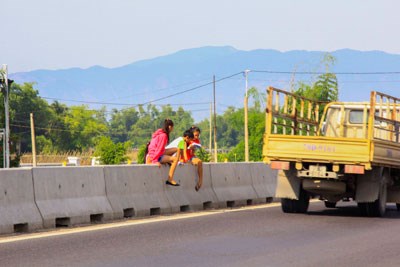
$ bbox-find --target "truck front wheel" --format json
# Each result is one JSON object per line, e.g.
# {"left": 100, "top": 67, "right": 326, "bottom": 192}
{"left": 281, "top": 187, "right": 310, "bottom": 213}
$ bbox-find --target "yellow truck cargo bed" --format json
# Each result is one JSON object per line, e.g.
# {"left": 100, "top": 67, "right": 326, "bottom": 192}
{"left": 263, "top": 87, "right": 400, "bottom": 170}
{"left": 264, "top": 135, "right": 400, "bottom": 170}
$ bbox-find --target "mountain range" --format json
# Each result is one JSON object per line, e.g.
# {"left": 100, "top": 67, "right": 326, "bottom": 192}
{"left": 10, "top": 46, "right": 400, "bottom": 121}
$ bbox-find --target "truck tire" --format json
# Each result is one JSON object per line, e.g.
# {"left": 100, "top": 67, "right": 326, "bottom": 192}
{"left": 358, "top": 182, "right": 387, "bottom": 217}
{"left": 281, "top": 187, "right": 309, "bottom": 213}
{"left": 324, "top": 201, "right": 337, "bottom": 208}
{"left": 396, "top": 203, "right": 400, "bottom": 211}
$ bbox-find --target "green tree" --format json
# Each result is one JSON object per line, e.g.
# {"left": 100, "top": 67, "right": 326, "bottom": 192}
{"left": 36, "top": 135, "right": 53, "bottom": 154}
{"left": 46, "top": 101, "right": 74, "bottom": 152}
{"left": 295, "top": 53, "right": 338, "bottom": 102}
{"left": 109, "top": 107, "right": 139, "bottom": 143}
{"left": 227, "top": 94, "right": 265, "bottom": 162}
{"left": 64, "top": 105, "right": 108, "bottom": 150}
{"left": 129, "top": 104, "right": 194, "bottom": 147}
{"left": 8, "top": 82, "right": 53, "bottom": 153}
{"left": 130, "top": 112, "right": 154, "bottom": 147}
{"left": 94, "top": 136, "right": 131, "bottom": 164}
{"left": 168, "top": 106, "right": 194, "bottom": 139}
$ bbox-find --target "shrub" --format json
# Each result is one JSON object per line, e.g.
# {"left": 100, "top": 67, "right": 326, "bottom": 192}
{"left": 94, "top": 136, "right": 131, "bottom": 165}
{"left": 137, "top": 143, "right": 147, "bottom": 164}
{"left": 196, "top": 147, "right": 211, "bottom": 162}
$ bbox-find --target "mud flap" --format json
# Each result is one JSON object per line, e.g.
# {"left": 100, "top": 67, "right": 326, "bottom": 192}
{"left": 275, "top": 168, "right": 300, "bottom": 200}
{"left": 355, "top": 167, "right": 383, "bottom": 202}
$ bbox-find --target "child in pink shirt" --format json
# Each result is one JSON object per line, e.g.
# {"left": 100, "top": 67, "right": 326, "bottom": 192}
{"left": 146, "top": 119, "right": 180, "bottom": 186}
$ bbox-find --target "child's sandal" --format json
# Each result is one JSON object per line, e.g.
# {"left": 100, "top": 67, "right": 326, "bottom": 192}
{"left": 166, "top": 180, "right": 180, "bottom": 186}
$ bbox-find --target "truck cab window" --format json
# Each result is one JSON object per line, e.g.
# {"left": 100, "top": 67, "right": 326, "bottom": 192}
{"left": 349, "top": 110, "right": 364, "bottom": 124}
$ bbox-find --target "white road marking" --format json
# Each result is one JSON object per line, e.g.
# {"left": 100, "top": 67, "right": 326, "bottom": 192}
{"left": 0, "top": 199, "right": 320, "bottom": 244}
{"left": 0, "top": 202, "right": 283, "bottom": 244}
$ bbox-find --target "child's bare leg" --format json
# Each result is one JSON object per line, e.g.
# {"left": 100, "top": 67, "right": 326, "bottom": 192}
{"left": 192, "top": 158, "right": 203, "bottom": 189}
{"left": 160, "top": 155, "right": 178, "bottom": 183}
{"left": 164, "top": 147, "right": 177, "bottom": 156}
{"left": 168, "top": 153, "right": 179, "bottom": 182}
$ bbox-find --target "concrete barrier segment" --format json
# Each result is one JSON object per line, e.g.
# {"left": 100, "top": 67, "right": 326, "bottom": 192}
{"left": 249, "top": 162, "right": 278, "bottom": 203}
{"left": 233, "top": 162, "right": 267, "bottom": 205}
{"left": 32, "top": 167, "right": 113, "bottom": 228}
{"left": 209, "top": 163, "right": 259, "bottom": 208}
{"left": 104, "top": 165, "right": 172, "bottom": 218}
{"left": 0, "top": 168, "right": 43, "bottom": 234}
{"left": 164, "top": 163, "right": 219, "bottom": 212}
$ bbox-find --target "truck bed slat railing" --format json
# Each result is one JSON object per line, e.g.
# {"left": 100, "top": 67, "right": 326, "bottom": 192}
{"left": 265, "top": 87, "right": 400, "bottom": 142}
{"left": 266, "top": 86, "right": 328, "bottom": 136}
{"left": 370, "top": 91, "right": 400, "bottom": 143}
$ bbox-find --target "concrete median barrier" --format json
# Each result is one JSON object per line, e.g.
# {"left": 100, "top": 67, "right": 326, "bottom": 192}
{"left": 164, "top": 164, "right": 219, "bottom": 212}
{"left": 0, "top": 168, "right": 43, "bottom": 234}
{"left": 104, "top": 165, "right": 172, "bottom": 218}
{"left": 209, "top": 163, "right": 259, "bottom": 208}
{"left": 249, "top": 163, "right": 277, "bottom": 203}
{"left": 32, "top": 167, "right": 113, "bottom": 228}
{"left": 0, "top": 162, "right": 277, "bottom": 235}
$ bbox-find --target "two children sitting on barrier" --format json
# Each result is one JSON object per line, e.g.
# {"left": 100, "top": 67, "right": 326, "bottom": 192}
{"left": 146, "top": 121, "right": 203, "bottom": 191}
{"left": 166, "top": 126, "right": 203, "bottom": 191}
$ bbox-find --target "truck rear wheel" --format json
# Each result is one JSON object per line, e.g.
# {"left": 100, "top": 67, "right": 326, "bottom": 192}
{"left": 281, "top": 187, "right": 310, "bottom": 213}
{"left": 324, "top": 201, "right": 337, "bottom": 208}
{"left": 358, "top": 181, "right": 387, "bottom": 217}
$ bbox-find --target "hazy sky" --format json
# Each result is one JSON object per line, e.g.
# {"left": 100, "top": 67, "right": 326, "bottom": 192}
{"left": 2, "top": 0, "right": 400, "bottom": 73}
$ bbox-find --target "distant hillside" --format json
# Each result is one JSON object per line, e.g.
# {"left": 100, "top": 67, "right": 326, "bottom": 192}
{"left": 10, "top": 46, "right": 400, "bottom": 121}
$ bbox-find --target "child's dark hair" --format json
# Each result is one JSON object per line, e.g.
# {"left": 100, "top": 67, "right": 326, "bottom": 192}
{"left": 190, "top": 126, "right": 201, "bottom": 133}
{"left": 162, "top": 119, "right": 174, "bottom": 142}
{"left": 144, "top": 141, "right": 150, "bottom": 163}
{"left": 183, "top": 130, "right": 194, "bottom": 139}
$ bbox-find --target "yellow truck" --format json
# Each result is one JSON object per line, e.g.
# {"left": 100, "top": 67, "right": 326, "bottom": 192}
{"left": 263, "top": 87, "right": 400, "bottom": 217}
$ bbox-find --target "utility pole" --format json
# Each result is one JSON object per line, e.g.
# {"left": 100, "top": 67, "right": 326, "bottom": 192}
{"left": 244, "top": 69, "right": 250, "bottom": 162}
{"left": 30, "top": 113, "right": 37, "bottom": 167}
{"left": 213, "top": 75, "right": 218, "bottom": 162}
{"left": 0, "top": 129, "right": 4, "bottom": 168}
{"left": 209, "top": 102, "right": 212, "bottom": 157}
{"left": 2, "top": 64, "right": 10, "bottom": 168}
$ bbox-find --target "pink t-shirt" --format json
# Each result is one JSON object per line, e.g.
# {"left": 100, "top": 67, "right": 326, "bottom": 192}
{"left": 147, "top": 129, "right": 168, "bottom": 163}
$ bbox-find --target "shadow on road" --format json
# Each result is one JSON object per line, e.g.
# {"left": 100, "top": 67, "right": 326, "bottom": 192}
{"left": 306, "top": 203, "right": 400, "bottom": 219}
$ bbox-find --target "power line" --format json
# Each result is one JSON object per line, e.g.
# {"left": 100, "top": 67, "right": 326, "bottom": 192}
{"left": 38, "top": 70, "right": 400, "bottom": 106}
{"left": 251, "top": 70, "right": 400, "bottom": 75}
{"left": 39, "top": 96, "right": 211, "bottom": 107}
{"left": 189, "top": 108, "right": 210, "bottom": 112}
{"left": 15, "top": 69, "right": 400, "bottom": 118}
{"left": 10, "top": 123, "right": 73, "bottom": 133}
{"left": 38, "top": 77, "right": 217, "bottom": 106}
{"left": 38, "top": 72, "right": 243, "bottom": 108}
{"left": 229, "top": 77, "right": 400, "bottom": 84}
{"left": 40, "top": 97, "right": 134, "bottom": 106}
{"left": 119, "top": 72, "right": 244, "bottom": 111}
{"left": 9, "top": 123, "right": 131, "bottom": 136}
{"left": 12, "top": 102, "right": 211, "bottom": 117}
{"left": 155, "top": 102, "right": 210, "bottom": 106}
{"left": 106, "top": 77, "right": 212, "bottom": 101}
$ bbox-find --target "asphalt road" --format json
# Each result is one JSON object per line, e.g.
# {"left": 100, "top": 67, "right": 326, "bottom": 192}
{"left": 1, "top": 201, "right": 400, "bottom": 267}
